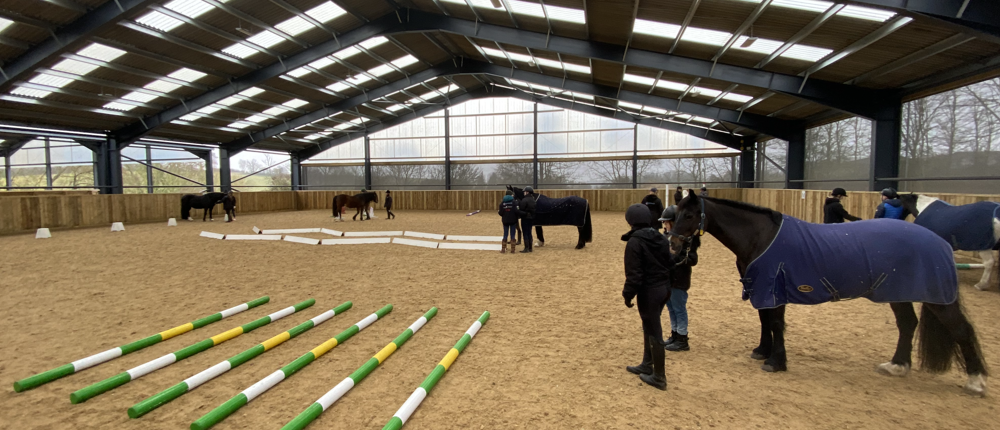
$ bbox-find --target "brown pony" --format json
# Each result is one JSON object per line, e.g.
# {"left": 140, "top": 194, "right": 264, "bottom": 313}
{"left": 332, "top": 192, "right": 379, "bottom": 221}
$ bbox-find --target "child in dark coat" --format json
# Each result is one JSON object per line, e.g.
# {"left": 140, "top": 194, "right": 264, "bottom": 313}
{"left": 498, "top": 190, "right": 519, "bottom": 254}
{"left": 384, "top": 190, "right": 395, "bottom": 219}
{"left": 659, "top": 205, "right": 699, "bottom": 352}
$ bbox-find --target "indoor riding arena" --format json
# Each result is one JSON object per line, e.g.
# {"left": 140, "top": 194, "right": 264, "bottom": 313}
{"left": 2, "top": 1, "right": 1000, "bottom": 429}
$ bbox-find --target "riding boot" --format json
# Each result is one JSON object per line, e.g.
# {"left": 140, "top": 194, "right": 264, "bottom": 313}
{"left": 639, "top": 335, "right": 667, "bottom": 390}
{"left": 509, "top": 241, "right": 516, "bottom": 254}
{"left": 501, "top": 240, "right": 507, "bottom": 254}
{"left": 519, "top": 243, "right": 532, "bottom": 253}
{"left": 664, "top": 331, "right": 678, "bottom": 346}
{"left": 665, "top": 334, "right": 689, "bottom": 352}
{"left": 626, "top": 361, "right": 653, "bottom": 375}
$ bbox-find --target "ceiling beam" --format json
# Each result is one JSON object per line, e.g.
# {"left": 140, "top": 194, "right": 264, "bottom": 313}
{"left": 798, "top": 15, "right": 912, "bottom": 78}
{"left": 669, "top": 0, "right": 701, "bottom": 54}
{"left": 40, "top": 0, "right": 87, "bottom": 14}
{"left": 845, "top": 33, "right": 976, "bottom": 85}
{"left": 112, "top": 12, "right": 402, "bottom": 147}
{"left": 0, "top": 0, "right": 160, "bottom": 91}
{"left": 400, "top": 10, "right": 896, "bottom": 119}
{"left": 841, "top": 0, "right": 1000, "bottom": 40}
{"left": 755, "top": 4, "right": 842, "bottom": 69}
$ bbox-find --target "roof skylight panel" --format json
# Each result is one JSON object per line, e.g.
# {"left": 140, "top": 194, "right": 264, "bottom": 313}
{"left": 644, "top": 106, "right": 668, "bottom": 115}
{"left": 305, "top": 2, "right": 347, "bottom": 23}
{"left": 283, "top": 99, "right": 308, "bottom": 108}
{"left": 287, "top": 67, "right": 311, "bottom": 78}
{"left": 168, "top": 68, "right": 207, "bottom": 83}
{"left": 781, "top": 44, "right": 832, "bottom": 62}
{"left": 239, "top": 87, "right": 265, "bottom": 97}
{"left": 736, "top": 0, "right": 896, "bottom": 22}
{"left": 721, "top": 92, "right": 753, "bottom": 103}
{"left": 179, "top": 113, "right": 203, "bottom": 121}
{"left": 122, "top": 91, "right": 160, "bottom": 103}
{"left": 542, "top": 4, "right": 587, "bottom": 24}
{"left": 77, "top": 44, "right": 127, "bottom": 62}
{"left": 839, "top": 5, "right": 896, "bottom": 22}
{"left": 145, "top": 80, "right": 182, "bottom": 93}
{"left": 655, "top": 79, "right": 689, "bottom": 92}
{"left": 0, "top": 17, "right": 13, "bottom": 34}
{"left": 217, "top": 96, "right": 242, "bottom": 106}
{"left": 197, "top": 105, "right": 222, "bottom": 114}
{"left": 52, "top": 59, "right": 100, "bottom": 76}
{"left": 103, "top": 101, "right": 139, "bottom": 112}
{"left": 633, "top": 19, "right": 681, "bottom": 38}
{"left": 360, "top": 37, "right": 389, "bottom": 50}
{"left": 11, "top": 87, "right": 53, "bottom": 99}
{"left": 309, "top": 57, "right": 336, "bottom": 70}
{"left": 247, "top": 31, "right": 286, "bottom": 49}
{"left": 386, "top": 104, "right": 406, "bottom": 112}
{"left": 305, "top": 132, "right": 330, "bottom": 140}
{"left": 368, "top": 64, "right": 395, "bottom": 78}
{"left": 333, "top": 46, "right": 363, "bottom": 60}
{"left": 244, "top": 114, "right": 271, "bottom": 123}
{"left": 327, "top": 82, "right": 351, "bottom": 93}
{"left": 391, "top": 55, "right": 419, "bottom": 69}
{"left": 136, "top": 11, "right": 184, "bottom": 32}
{"left": 222, "top": 43, "right": 259, "bottom": 59}
{"left": 228, "top": 120, "right": 255, "bottom": 129}
{"left": 623, "top": 73, "right": 656, "bottom": 86}
{"left": 29, "top": 74, "right": 75, "bottom": 88}
{"left": 618, "top": 101, "right": 644, "bottom": 111}
{"left": 680, "top": 27, "right": 733, "bottom": 46}
{"left": 164, "top": 0, "right": 215, "bottom": 19}
{"left": 275, "top": 16, "right": 315, "bottom": 37}
{"left": 263, "top": 106, "right": 289, "bottom": 116}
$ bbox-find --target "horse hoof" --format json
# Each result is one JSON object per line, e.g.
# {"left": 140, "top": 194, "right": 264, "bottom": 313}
{"left": 875, "top": 362, "right": 910, "bottom": 377}
{"left": 974, "top": 283, "right": 989, "bottom": 291}
{"left": 964, "top": 374, "right": 988, "bottom": 397}
{"left": 575, "top": 244, "right": 585, "bottom": 250}
{"left": 537, "top": 242, "right": 544, "bottom": 247}
{"left": 760, "top": 363, "right": 786, "bottom": 372}
{"left": 750, "top": 352, "right": 768, "bottom": 360}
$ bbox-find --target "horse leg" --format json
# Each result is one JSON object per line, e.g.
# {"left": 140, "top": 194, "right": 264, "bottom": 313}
{"left": 975, "top": 250, "right": 996, "bottom": 291}
{"left": 535, "top": 226, "right": 544, "bottom": 247}
{"left": 761, "top": 305, "right": 787, "bottom": 372}
{"left": 877, "top": 302, "right": 917, "bottom": 377}
{"left": 515, "top": 223, "right": 522, "bottom": 245}
{"left": 923, "top": 303, "right": 989, "bottom": 396}
{"left": 751, "top": 309, "right": 772, "bottom": 360}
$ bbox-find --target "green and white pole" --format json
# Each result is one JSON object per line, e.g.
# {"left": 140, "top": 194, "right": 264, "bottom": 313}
{"left": 13, "top": 296, "right": 270, "bottom": 393}
{"left": 957, "top": 263, "right": 986, "bottom": 270}
{"left": 70, "top": 298, "right": 315, "bottom": 404}
{"left": 190, "top": 304, "right": 394, "bottom": 430}
{"left": 382, "top": 311, "right": 490, "bottom": 430}
{"left": 128, "top": 302, "right": 353, "bottom": 419}
{"left": 282, "top": 308, "right": 439, "bottom": 430}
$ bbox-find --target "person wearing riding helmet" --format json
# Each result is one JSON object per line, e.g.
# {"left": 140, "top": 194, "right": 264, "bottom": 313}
{"left": 641, "top": 187, "right": 665, "bottom": 231}
{"left": 659, "top": 205, "right": 699, "bottom": 352}
{"left": 621, "top": 204, "right": 673, "bottom": 390}
{"left": 874, "top": 188, "right": 906, "bottom": 220}
{"left": 673, "top": 186, "right": 684, "bottom": 205}
{"left": 823, "top": 188, "right": 862, "bottom": 224}
{"left": 516, "top": 186, "right": 537, "bottom": 253}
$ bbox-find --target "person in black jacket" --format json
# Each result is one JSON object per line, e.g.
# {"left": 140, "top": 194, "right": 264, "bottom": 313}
{"left": 622, "top": 203, "right": 673, "bottom": 390}
{"left": 498, "top": 191, "right": 519, "bottom": 254}
{"left": 658, "top": 205, "right": 698, "bottom": 352}
{"left": 517, "top": 186, "right": 537, "bottom": 253}
{"left": 823, "top": 187, "right": 862, "bottom": 224}
{"left": 641, "top": 187, "right": 665, "bottom": 231}
{"left": 223, "top": 191, "right": 237, "bottom": 222}
{"left": 384, "top": 190, "right": 395, "bottom": 219}
{"left": 673, "top": 186, "right": 684, "bottom": 205}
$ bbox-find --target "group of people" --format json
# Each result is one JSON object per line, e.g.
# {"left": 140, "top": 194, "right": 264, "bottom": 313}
{"left": 621, "top": 187, "right": 703, "bottom": 391}
{"left": 497, "top": 186, "right": 537, "bottom": 254}
{"left": 823, "top": 187, "right": 906, "bottom": 224}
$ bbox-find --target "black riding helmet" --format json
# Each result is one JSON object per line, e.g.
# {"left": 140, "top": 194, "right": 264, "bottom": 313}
{"left": 831, "top": 187, "right": 847, "bottom": 197}
{"left": 881, "top": 187, "right": 897, "bottom": 198}
{"left": 658, "top": 205, "right": 678, "bottom": 222}
{"left": 625, "top": 203, "right": 651, "bottom": 227}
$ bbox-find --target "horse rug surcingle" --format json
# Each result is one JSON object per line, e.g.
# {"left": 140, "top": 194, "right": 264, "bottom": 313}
{"left": 915, "top": 200, "right": 1000, "bottom": 251}
{"left": 533, "top": 195, "right": 588, "bottom": 226}
{"left": 741, "top": 215, "right": 958, "bottom": 309}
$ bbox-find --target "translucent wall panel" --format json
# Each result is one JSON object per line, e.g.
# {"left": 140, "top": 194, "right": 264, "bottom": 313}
{"left": 901, "top": 78, "right": 1000, "bottom": 193}
{"left": 9, "top": 166, "right": 47, "bottom": 189}
{"left": 538, "top": 160, "right": 632, "bottom": 189}
{"left": 370, "top": 137, "right": 444, "bottom": 162}
{"left": 122, "top": 162, "right": 148, "bottom": 194}
{"left": 636, "top": 126, "right": 737, "bottom": 157}
{"left": 448, "top": 98, "right": 534, "bottom": 115}
{"left": 150, "top": 147, "right": 206, "bottom": 193}
{"left": 637, "top": 158, "right": 737, "bottom": 189}
{"left": 450, "top": 162, "right": 533, "bottom": 190}
{"left": 372, "top": 164, "right": 445, "bottom": 190}
{"left": 0, "top": 166, "right": 5, "bottom": 188}
{"left": 231, "top": 151, "right": 291, "bottom": 191}
{"left": 302, "top": 165, "right": 365, "bottom": 190}
{"left": 804, "top": 117, "right": 871, "bottom": 192}
{"left": 306, "top": 138, "right": 364, "bottom": 164}
{"left": 758, "top": 139, "right": 788, "bottom": 189}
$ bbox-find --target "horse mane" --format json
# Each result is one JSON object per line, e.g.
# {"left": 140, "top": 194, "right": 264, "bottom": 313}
{"left": 701, "top": 196, "right": 783, "bottom": 225}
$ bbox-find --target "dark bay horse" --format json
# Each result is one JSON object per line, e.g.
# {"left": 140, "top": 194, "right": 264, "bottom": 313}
{"left": 898, "top": 193, "right": 1000, "bottom": 291}
{"left": 669, "top": 191, "right": 987, "bottom": 396}
{"left": 508, "top": 186, "right": 592, "bottom": 249}
{"left": 332, "top": 192, "right": 379, "bottom": 221}
{"left": 181, "top": 192, "right": 227, "bottom": 221}
{"left": 222, "top": 192, "right": 237, "bottom": 222}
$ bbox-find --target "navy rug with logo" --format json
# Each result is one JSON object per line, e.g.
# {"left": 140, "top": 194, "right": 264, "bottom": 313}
{"left": 915, "top": 200, "right": 1000, "bottom": 251}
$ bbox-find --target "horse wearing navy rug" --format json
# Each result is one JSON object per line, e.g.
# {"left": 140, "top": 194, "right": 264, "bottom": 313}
{"left": 508, "top": 186, "right": 593, "bottom": 249}
{"left": 669, "top": 192, "right": 988, "bottom": 396}
{"left": 181, "top": 191, "right": 227, "bottom": 221}
{"left": 899, "top": 194, "right": 1000, "bottom": 291}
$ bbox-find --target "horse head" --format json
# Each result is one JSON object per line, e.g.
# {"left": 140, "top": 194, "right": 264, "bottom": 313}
{"left": 668, "top": 190, "right": 704, "bottom": 250}
{"left": 897, "top": 193, "right": 920, "bottom": 217}
{"left": 508, "top": 185, "right": 525, "bottom": 200}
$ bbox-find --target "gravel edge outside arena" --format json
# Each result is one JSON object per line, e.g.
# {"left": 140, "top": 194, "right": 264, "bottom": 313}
{"left": 1, "top": 210, "right": 998, "bottom": 430}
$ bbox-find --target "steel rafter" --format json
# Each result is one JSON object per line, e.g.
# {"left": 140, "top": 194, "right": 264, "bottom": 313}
{"left": 841, "top": 0, "right": 1000, "bottom": 40}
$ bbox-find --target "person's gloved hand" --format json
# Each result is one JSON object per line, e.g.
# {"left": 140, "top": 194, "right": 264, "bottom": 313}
{"left": 624, "top": 297, "right": 634, "bottom": 308}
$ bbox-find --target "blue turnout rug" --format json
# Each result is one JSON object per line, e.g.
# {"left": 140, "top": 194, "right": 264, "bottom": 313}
{"left": 741, "top": 215, "right": 958, "bottom": 309}
{"left": 915, "top": 200, "right": 1000, "bottom": 251}
{"left": 533, "top": 195, "right": 588, "bottom": 226}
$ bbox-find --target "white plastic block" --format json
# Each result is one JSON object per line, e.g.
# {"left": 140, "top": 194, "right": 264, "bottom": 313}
{"left": 110, "top": 222, "right": 125, "bottom": 232}
{"left": 444, "top": 235, "right": 503, "bottom": 242}
{"left": 252, "top": 226, "right": 261, "bottom": 234}
{"left": 404, "top": 231, "right": 445, "bottom": 240}
{"left": 284, "top": 235, "right": 320, "bottom": 245}
{"left": 35, "top": 228, "right": 51, "bottom": 239}
{"left": 200, "top": 231, "right": 225, "bottom": 239}
{"left": 262, "top": 228, "right": 322, "bottom": 234}
{"left": 321, "top": 238, "right": 392, "bottom": 245}
{"left": 167, "top": 218, "right": 177, "bottom": 226}
{"left": 226, "top": 234, "right": 282, "bottom": 241}
{"left": 320, "top": 228, "right": 343, "bottom": 236}
{"left": 438, "top": 242, "right": 503, "bottom": 251}
{"left": 342, "top": 231, "right": 403, "bottom": 237}
{"left": 392, "top": 238, "right": 439, "bottom": 249}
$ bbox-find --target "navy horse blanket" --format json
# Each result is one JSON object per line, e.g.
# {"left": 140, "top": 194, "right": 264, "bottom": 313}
{"left": 741, "top": 215, "right": 958, "bottom": 309}
{"left": 915, "top": 200, "right": 999, "bottom": 251}
{"left": 533, "top": 195, "right": 588, "bottom": 226}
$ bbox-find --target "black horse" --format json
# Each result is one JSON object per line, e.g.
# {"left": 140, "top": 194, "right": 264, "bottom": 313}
{"left": 181, "top": 192, "right": 227, "bottom": 221}
{"left": 332, "top": 192, "right": 379, "bottom": 221}
{"left": 222, "top": 192, "right": 237, "bottom": 222}
{"left": 669, "top": 191, "right": 988, "bottom": 396}
{"left": 508, "top": 186, "right": 592, "bottom": 249}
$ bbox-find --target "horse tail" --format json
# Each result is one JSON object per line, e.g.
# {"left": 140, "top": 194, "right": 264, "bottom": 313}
{"left": 582, "top": 205, "right": 593, "bottom": 243}
{"left": 917, "top": 297, "right": 985, "bottom": 375}
{"left": 181, "top": 195, "right": 191, "bottom": 219}
{"left": 332, "top": 195, "right": 341, "bottom": 217}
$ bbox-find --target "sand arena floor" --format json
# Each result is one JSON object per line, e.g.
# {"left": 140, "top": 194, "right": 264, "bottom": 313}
{"left": 2, "top": 209, "right": 999, "bottom": 430}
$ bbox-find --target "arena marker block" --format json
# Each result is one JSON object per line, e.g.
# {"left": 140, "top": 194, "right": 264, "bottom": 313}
{"left": 320, "top": 228, "right": 343, "bottom": 236}
{"left": 13, "top": 296, "right": 269, "bottom": 393}
{"left": 111, "top": 222, "right": 125, "bottom": 232}
{"left": 252, "top": 226, "right": 261, "bottom": 234}
{"left": 262, "top": 228, "right": 322, "bottom": 234}
{"left": 403, "top": 231, "right": 445, "bottom": 240}
{"left": 191, "top": 304, "right": 393, "bottom": 430}
{"left": 128, "top": 302, "right": 352, "bottom": 419}
{"left": 167, "top": 218, "right": 177, "bottom": 226}
{"left": 321, "top": 237, "right": 391, "bottom": 245}
{"left": 281, "top": 308, "right": 439, "bottom": 430}
{"left": 443, "top": 235, "right": 503, "bottom": 242}
{"left": 284, "top": 236, "right": 320, "bottom": 245}
{"left": 437, "top": 242, "right": 503, "bottom": 251}
{"left": 200, "top": 231, "right": 225, "bottom": 240}
{"left": 342, "top": 231, "right": 403, "bottom": 237}
{"left": 392, "top": 238, "right": 439, "bottom": 249}
{"left": 956, "top": 263, "right": 986, "bottom": 270}
{"left": 226, "top": 234, "right": 282, "bottom": 241}
{"left": 70, "top": 299, "right": 315, "bottom": 404}
{"left": 35, "top": 228, "right": 51, "bottom": 239}
{"left": 382, "top": 311, "right": 490, "bottom": 430}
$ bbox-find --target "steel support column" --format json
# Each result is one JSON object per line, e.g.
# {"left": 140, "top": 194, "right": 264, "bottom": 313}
{"left": 145, "top": 145, "right": 154, "bottom": 194}
{"left": 218, "top": 147, "right": 232, "bottom": 192}
{"left": 739, "top": 141, "right": 756, "bottom": 189}
{"left": 532, "top": 102, "right": 539, "bottom": 189}
{"left": 4, "top": 151, "right": 12, "bottom": 190}
{"left": 204, "top": 150, "right": 214, "bottom": 192}
{"left": 290, "top": 155, "right": 301, "bottom": 191}
{"left": 363, "top": 133, "right": 372, "bottom": 190}
{"left": 44, "top": 137, "right": 53, "bottom": 190}
{"left": 94, "top": 136, "right": 123, "bottom": 194}
{"left": 444, "top": 107, "right": 451, "bottom": 190}
{"left": 786, "top": 128, "right": 806, "bottom": 189}
{"left": 870, "top": 101, "right": 902, "bottom": 191}
{"left": 632, "top": 124, "right": 638, "bottom": 189}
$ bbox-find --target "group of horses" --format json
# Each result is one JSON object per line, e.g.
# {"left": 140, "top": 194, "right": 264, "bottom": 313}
{"left": 667, "top": 190, "right": 999, "bottom": 397}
